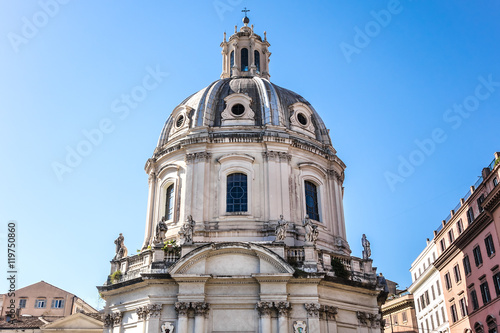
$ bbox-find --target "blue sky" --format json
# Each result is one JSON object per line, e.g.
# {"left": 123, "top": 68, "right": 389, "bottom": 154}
{"left": 1, "top": 1, "right": 499, "bottom": 308}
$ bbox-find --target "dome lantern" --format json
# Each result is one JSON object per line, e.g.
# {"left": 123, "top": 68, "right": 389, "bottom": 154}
{"left": 220, "top": 12, "right": 271, "bottom": 80}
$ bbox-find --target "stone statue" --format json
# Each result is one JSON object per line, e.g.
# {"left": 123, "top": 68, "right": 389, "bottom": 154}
{"left": 114, "top": 233, "right": 128, "bottom": 260}
{"left": 154, "top": 216, "right": 168, "bottom": 244}
{"left": 275, "top": 215, "right": 288, "bottom": 242}
{"left": 179, "top": 215, "right": 195, "bottom": 244}
{"left": 362, "top": 234, "right": 371, "bottom": 259}
{"left": 303, "top": 215, "right": 319, "bottom": 243}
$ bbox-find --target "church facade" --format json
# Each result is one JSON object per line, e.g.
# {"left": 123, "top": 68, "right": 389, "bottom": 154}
{"left": 98, "top": 16, "right": 386, "bottom": 333}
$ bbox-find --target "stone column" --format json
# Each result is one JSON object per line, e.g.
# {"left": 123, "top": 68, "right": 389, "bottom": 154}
{"left": 304, "top": 303, "right": 321, "bottom": 333}
{"left": 142, "top": 171, "right": 157, "bottom": 249}
{"left": 175, "top": 302, "right": 190, "bottom": 333}
{"left": 320, "top": 305, "right": 338, "bottom": 333}
{"left": 274, "top": 301, "right": 291, "bottom": 333}
{"left": 256, "top": 302, "right": 273, "bottom": 333}
{"left": 192, "top": 302, "right": 210, "bottom": 333}
{"left": 135, "top": 307, "right": 146, "bottom": 333}
{"left": 144, "top": 304, "right": 162, "bottom": 333}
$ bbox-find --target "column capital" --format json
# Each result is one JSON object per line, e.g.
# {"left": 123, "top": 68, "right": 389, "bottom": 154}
{"left": 274, "top": 301, "right": 291, "bottom": 317}
{"left": 147, "top": 304, "right": 162, "bottom": 318}
{"left": 304, "top": 303, "right": 320, "bottom": 317}
{"left": 192, "top": 302, "right": 210, "bottom": 317}
{"left": 175, "top": 302, "right": 190, "bottom": 316}
{"left": 102, "top": 314, "right": 113, "bottom": 328}
{"left": 319, "top": 305, "right": 337, "bottom": 321}
{"left": 111, "top": 311, "right": 123, "bottom": 326}
{"left": 256, "top": 301, "right": 273, "bottom": 317}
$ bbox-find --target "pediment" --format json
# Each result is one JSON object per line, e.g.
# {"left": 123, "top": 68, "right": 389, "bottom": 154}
{"left": 168, "top": 242, "right": 294, "bottom": 276}
{"left": 42, "top": 313, "right": 102, "bottom": 330}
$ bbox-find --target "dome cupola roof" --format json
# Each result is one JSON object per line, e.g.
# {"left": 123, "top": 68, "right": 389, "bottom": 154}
{"left": 156, "top": 16, "right": 334, "bottom": 154}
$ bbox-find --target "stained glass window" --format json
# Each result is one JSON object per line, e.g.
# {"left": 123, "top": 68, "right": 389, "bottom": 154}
{"left": 305, "top": 181, "right": 320, "bottom": 221}
{"left": 227, "top": 173, "right": 247, "bottom": 212}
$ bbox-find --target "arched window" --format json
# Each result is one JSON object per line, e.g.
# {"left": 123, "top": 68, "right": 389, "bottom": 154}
{"left": 305, "top": 181, "right": 320, "bottom": 221}
{"left": 165, "top": 184, "right": 174, "bottom": 220}
{"left": 475, "top": 322, "right": 484, "bottom": 333}
{"left": 487, "top": 316, "right": 497, "bottom": 333}
{"left": 241, "top": 48, "right": 249, "bottom": 72}
{"left": 227, "top": 173, "right": 247, "bottom": 212}
{"left": 254, "top": 50, "right": 260, "bottom": 73}
{"left": 230, "top": 51, "right": 234, "bottom": 76}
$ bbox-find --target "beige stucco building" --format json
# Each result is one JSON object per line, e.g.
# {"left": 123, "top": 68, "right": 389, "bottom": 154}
{"left": 98, "top": 15, "right": 387, "bottom": 333}
{"left": 381, "top": 292, "right": 418, "bottom": 333}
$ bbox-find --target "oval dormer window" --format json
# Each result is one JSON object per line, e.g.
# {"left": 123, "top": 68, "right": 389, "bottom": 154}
{"left": 175, "top": 115, "right": 185, "bottom": 128}
{"left": 297, "top": 113, "right": 308, "bottom": 126}
{"left": 231, "top": 104, "right": 245, "bottom": 116}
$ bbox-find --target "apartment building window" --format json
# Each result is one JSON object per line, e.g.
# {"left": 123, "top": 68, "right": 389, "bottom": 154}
{"left": 454, "top": 264, "right": 462, "bottom": 283}
{"left": 470, "top": 289, "right": 479, "bottom": 310}
{"left": 435, "top": 310, "right": 440, "bottom": 326}
{"left": 493, "top": 272, "right": 500, "bottom": 297}
{"left": 475, "top": 322, "right": 485, "bottom": 333}
{"left": 467, "top": 207, "right": 475, "bottom": 225}
{"left": 440, "top": 239, "right": 447, "bottom": 252}
{"left": 494, "top": 177, "right": 498, "bottom": 187}
{"left": 421, "top": 323, "right": 425, "bottom": 333}
{"left": 449, "top": 229, "right": 455, "bottom": 243}
{"left": 477, "top": 194, "right": 485, "bottom": 213}
{"left": 35, "top": 298, "right": 46, "bottom": 308}
{"left": 428, "top": 257, "right": 431, "bottom": 266}
{"left": 431, "top": 285, "right": 436, "bottom": 300}
{"left": 459, "top": 298, "right": 468, "bottom": 317}
{"left": 414, "top": 272, "right": 417, "bottom": 281}
{"left": 417, "top": 297, "right": 421, "bottom": 312}
{"left": 445, "top": 272, "right": 452, "bottom": 290}
{"left": 473, "top": 245, "right": 483, "bottom": 266}
{"left": 433, "top": 252, "right": 436, "bottom": 261}
{"left": 425, "top": 290, "right": 430, "bottom": 305}
{"left": 420, "top": 294, "right": 426, "bottom": 308}
{"left": 450, "top": 304, "right": 458, "bottom": 323}
{"left": 51, "top": 299, "right": 64, "bottom": 308}
{"left": 426, "top": 318, "right": 429, "bottom": 332}
{"left": 19, "top": 298, "right": 27, "bottom": 308}
{"left": 393, "top": 314, "right": 398, "bottom": 325}
{"left": 430, "top": 314, "right": 435, "bottom": 330}
{"left": 402, "top": 311, "right": 408, "bottom": 322}
{"left": 463, "top": 255, "right": 472, "bottom": 275}
{"left": 436, "top": 281, "right": 441, "bottom": 295}
{"left": 457, "top": 219, "right": 464, "bottom": 235}
{"left": 487, "top": 316, "right": 497, "bottom": 333}
{"left": 441, "top": 307, "right": 446, "bottom": 323}
{"left": 480, "top": 281, "right": 491, "bottom": 304}
{"left": 485, "top": 234, "right": 496, "bottom": 257}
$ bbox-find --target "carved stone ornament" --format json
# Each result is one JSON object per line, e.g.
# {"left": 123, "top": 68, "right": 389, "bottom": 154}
{"left": 185, "top": 152, "right": 211, "bottom": 164}
{"left": 304, "top": 303, "right": 321, "bottom": 317}
{"left": 256, "top": 301, "right": 273, "bottom": 317}
{"left": 357, "top": 311, "right": 368, "bottom": 325}
{"left": 147, "top": 304, "right": 162, "bottom": 318}
{"left": 136, "top": 306, "right": 147, "bottom": 320}
{"left": 293, "top": 320, "right": 307, "bottom": 333}
{"left": 161, "top": 322, "right": 175, "bottom": 333}
{"left": 274, "top": 301, "right": 291, "bottom": 317}
{"left": 111, "top": 312, "right": 123, "bottom": 326}
{"left": 192, "top": 302, "right": 210, "bottom": 317}
{"left": 175, "top": 302, "right": 190, "bottom": 316}
{"left": 319, "top": 305, "right": 338, "bottom": 321}
{"left": 102, "top": 314, "right": 113, "bottom": 328}
{"left": 368, "top": 313, "right": 382, "bottom": 327}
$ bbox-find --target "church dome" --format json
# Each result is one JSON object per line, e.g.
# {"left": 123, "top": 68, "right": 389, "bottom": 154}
{"left": 156, "top": 76, "right": 333, "bottom": 148}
